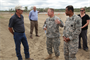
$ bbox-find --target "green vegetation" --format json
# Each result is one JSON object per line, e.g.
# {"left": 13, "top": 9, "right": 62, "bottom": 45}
{"left": 0, "top": 16, "right": 4, "bottom": 18}
{"left": 0, "top": 6, "right": 90, "bottom": 12}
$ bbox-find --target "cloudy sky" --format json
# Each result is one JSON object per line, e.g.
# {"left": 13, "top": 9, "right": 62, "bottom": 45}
{"left": 0, "top": 0, "right": 90, "bottom": 10}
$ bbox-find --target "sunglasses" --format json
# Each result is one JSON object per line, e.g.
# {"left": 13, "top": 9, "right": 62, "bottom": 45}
{"left": 80, "top": 10, "right": 84, "bottom": 11}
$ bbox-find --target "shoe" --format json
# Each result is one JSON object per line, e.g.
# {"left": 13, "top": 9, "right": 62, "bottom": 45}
{"left": 84, "top": 49, "right": 88, "bottom": 52}
{"left": 44, "top": 54, "right": 52, "bottom": 60}
{"left": 36, "top": 35, "right": 40, "bottom": 37}
{"left": 56, "top": 56, "right": 59, "bottom": 60}
{"left": 25, "top": 58, "right": 34, "bottom": 60}
{"left": 78, "top": 47, "right": 81, "bottom": 49}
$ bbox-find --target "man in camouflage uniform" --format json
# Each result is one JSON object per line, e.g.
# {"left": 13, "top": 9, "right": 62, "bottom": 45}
{"left": 63, "top": 5, "right": 82, "bottom": 60}
{"left": 43, "top": 8, "right": 64, "bottom": 60}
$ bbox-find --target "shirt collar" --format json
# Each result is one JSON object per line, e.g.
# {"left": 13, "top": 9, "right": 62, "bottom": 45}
{"left": 49, "top": 16, "right": 55, "bottom": 19}
{"left": 15, "top": 13, "right": 21, "bottom": 19}
{"left": 69, "top": 14, "right": 75, "bottom": 18}
{"left": 69, "top": 14, "right": 75, "bottom": 20}
{"left": 33, "top": 10, "right": 37, "bottom": 12}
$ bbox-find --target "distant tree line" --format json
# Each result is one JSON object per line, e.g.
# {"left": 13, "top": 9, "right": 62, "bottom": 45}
{"left": 0, "top": 6, "right": 90, "bottom": 12}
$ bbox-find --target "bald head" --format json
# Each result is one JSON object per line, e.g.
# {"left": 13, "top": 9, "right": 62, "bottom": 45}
{"left": 33, "top": 6, "right": 36, "bottom": 11}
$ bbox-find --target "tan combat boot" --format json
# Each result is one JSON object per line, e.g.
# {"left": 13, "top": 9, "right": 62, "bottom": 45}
{"left": 56, "top": 56, "right": 59, "bottom": 60}
{"left": 45, "top": 54, "right": 52, "bottom": 60}
{"left": 25, "top": 58, "right": 34, "bottom": 60}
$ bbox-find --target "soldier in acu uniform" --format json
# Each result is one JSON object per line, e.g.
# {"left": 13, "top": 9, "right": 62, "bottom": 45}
{"left": 43, "top": 8, "right": 64, "bottom": 60}
{"left": 63, "top": 5, "right": 82, "bottom": 60}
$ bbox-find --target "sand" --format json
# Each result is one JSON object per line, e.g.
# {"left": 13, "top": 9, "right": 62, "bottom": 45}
{"left": 0, "top": 12, "right": 90, "bottom": 60}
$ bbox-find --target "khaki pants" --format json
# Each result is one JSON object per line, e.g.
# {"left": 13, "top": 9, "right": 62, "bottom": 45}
{"left": 30, "top": 21, "right": 38, "bottom": 36}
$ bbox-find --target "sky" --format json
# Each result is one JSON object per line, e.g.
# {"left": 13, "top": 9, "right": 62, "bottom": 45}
{"left": 0, "top": 0, "right": 90, "bottom": 10}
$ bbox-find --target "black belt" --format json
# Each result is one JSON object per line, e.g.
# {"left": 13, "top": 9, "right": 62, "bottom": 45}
{"left": 15, "top": 31, "right": 24, "bottom": 33}
{"left": 30, "top": 19, "right": 37, "bottom": 21}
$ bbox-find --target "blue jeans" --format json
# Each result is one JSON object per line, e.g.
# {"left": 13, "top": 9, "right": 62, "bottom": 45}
{"left": 14, "top": 32, "right": 30, "bottom": 60}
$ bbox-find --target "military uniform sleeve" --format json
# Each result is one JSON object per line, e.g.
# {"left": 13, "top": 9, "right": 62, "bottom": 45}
{"left": 58, "top": 18, "right": 64, "bottom": 27}
{"left": 43, "top": 20, "right": 47, "bottom": 29}
{"left": 63, "top": 32, "right": 65, "bottom": 37}
{"left": 63, "top": 22, "right": 66, "bottom": 37}
{"left": 69, "top": 17, "right": 82, "bottom": 40}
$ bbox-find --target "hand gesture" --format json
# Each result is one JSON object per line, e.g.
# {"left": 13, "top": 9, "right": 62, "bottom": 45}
{"left": 55, "top": 19, "right": 61, "bottom": 24}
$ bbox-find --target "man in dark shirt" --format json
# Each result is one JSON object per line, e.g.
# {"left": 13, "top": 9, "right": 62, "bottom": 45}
{"left": 78, "top": 8, "right": 90, "bottom": 51}
{"left": 8, "top": 5, "right": 33, "bottom": 60}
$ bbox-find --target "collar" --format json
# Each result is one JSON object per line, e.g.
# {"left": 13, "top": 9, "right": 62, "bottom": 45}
{"left": 69, "top": 14, "right": 75, "bottom": 20}
{"left": 49, "top": 16, "right": 55, "bottom": 19}
{"left": 33, "top": 10, "right": 37, "bottom": 12}
{"left": 15, "top": 13, "right": 21, "bottom": 19}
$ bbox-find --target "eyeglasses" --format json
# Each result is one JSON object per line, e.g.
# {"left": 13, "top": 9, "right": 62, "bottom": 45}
{"left": 80, "top": 10, "right": 84, "bottom": 12}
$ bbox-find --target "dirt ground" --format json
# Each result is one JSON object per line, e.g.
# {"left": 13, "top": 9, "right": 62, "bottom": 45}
{"left": 0, "top": 12, "right": 90, "bottom": 60}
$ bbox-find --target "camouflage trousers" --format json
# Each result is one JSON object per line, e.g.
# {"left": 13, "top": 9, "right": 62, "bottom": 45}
{"left": 46, "top": 37, "right": 60, "bottom": 57}
{"left": 64, "top": 39, "right": 79, "bottom": 60}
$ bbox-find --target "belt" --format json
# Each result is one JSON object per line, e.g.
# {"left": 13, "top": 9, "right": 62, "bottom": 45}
{"left": 30, "top": 19, "right": 37, "bottom": 21}
{"left": 15, "top": 31, "right": 24, "bottom": 33}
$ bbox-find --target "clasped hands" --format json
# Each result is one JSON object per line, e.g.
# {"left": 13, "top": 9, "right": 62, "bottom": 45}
{"left": 63, "top": 36, "right": 70, "bottom": 42}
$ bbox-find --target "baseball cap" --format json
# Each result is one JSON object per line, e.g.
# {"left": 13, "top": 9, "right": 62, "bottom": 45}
{"left": 15, "top": 5, "right": 25, "bottom": 10}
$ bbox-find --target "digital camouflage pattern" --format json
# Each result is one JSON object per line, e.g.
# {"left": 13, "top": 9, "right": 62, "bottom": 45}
{"left": 63, "top": 14, "right": 82, "bottom": 60}
{"left": 46, "top": 37, "right": 60, "bottom": 56}
{"left": 43, "top": 16, "right": 64, "bottom": 38}
{"left": 43, "top": 16, "right": 64, "bottom": 57}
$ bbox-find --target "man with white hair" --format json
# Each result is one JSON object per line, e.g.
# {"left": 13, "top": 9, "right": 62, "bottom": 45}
{"left": 29, "top": 6, "right": 39, "bottom": 39}
{"left": 8, "top": 5, "right": 33, "bottom": 60}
